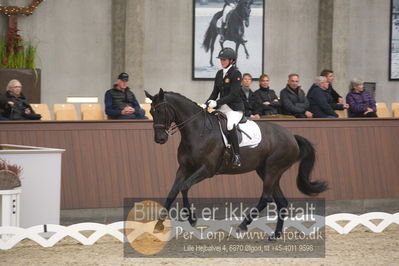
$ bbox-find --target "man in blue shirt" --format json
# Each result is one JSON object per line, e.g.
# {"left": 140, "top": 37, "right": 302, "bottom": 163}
{"left": 104, "top": 73, "right": 147, "bottom": 119}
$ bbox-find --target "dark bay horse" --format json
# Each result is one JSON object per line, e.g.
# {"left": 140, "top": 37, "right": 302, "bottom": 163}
{"left": 145, "top": 89, "right": 327, "bottom": 239}
{"left": 202, "top": 0, "right": 253, "bottom": 66}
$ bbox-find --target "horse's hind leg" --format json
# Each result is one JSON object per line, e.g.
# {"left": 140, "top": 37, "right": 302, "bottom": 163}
{"left": 210, "top": 35, "right": 217, "bottom": 67}
{"left": 238, "top": 194, "right": 272, "bottom": 232}
{"left": 242, "top": 43, "right": 249, "bottom": 59}
{"left": 270, "top": 184, "right": 288, "bottom": 240}
{"left": 237, "top": 167, "right": 274, "bottom": 232}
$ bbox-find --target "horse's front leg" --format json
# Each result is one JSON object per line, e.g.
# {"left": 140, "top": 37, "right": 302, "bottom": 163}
{"left": 180, "top": 165, "right": 210, "bottom": 227}
{"left": 182, "top": 189, "right": 197, "bottom": 226}
{"left": 154, "top": 167, "right": 185, "bottom": 232}
{"left": 154, "top": 165, "right": 208, "bottom": 232}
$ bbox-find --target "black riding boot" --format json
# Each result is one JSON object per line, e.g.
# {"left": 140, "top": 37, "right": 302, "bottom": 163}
{"left": 228, "top": 126, "right": 241, "bottom": 168}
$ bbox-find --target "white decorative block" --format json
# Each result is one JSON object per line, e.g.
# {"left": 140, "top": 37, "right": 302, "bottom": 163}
{"left": 0, "top": 144, "right": 64, "bottom": 228}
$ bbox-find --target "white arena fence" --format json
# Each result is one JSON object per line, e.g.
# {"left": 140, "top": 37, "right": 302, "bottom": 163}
{"left": 0, "top": 212, "right": 398, "bottom": 250}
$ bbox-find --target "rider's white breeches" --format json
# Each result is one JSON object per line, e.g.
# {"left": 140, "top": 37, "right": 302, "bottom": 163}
{"left": 219, "top": 104, "right": 243, "bottom": 131}
{"left": 222, "top": 4, "right": 236, "bottom": 23}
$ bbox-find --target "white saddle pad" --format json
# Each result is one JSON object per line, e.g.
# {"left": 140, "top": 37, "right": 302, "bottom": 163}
{"left": 220, "top": 120, "right": 262, "bottom": 148}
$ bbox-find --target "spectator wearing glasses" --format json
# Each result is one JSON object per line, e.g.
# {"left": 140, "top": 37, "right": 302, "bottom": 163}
{"left": 104, "top": 73, "right": 147, "bottom": 120}
{"left": 4, "top": 79, "right": 41, "bottom": 120}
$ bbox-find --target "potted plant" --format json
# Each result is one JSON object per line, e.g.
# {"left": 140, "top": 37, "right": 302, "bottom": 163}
{"left": 0, "top": 0, "right": 44, "bottom": 103}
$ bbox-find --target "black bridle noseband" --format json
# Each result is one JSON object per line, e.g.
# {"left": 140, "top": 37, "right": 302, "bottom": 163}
{"left": 152, "top": 101, "right": 208, "bottom": 136}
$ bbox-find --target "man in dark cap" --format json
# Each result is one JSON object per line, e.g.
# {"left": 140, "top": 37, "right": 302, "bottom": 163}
{"left": 104, "top": 73, "right": 147, "bottom": 119}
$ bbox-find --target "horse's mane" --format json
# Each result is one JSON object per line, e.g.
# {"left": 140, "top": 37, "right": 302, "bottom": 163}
{"left": 164, "top": 91, "right": 202, "bottom": 110}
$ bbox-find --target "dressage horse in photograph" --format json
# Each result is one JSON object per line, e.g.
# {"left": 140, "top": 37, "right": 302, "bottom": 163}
{"left": 202, "top": 0, "right": 253, "bottom": 67}
{"left": 145, "top": 89, "right": 327, "bottom": 239}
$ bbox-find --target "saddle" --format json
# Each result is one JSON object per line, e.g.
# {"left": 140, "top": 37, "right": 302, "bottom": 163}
{"left": 212, "top": 111, "right": 261, "bottom": 172}
{"left": 213, "top": 111, "right": 250, "bottom": 144}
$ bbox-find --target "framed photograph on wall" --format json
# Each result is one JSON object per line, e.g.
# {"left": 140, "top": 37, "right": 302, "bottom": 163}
{"left": 192, "top": 0, "right": 265, "bottom": 80}
{"left": 390, "top": 0, "right": 399, "bottom": 80}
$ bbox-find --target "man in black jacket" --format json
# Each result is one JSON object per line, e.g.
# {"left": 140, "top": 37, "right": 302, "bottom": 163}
{"left": 280, "top": 74, "right": 312, "bottom": 118}
{"left": 206, "top": 47, "right": 244, "bottom": 168}
{"left": 104, "top": 73, "right": 147, "bottom": 120}
{"left": 252, "top": 74, "right": 280, "bottom": 116}
{"left": 308, "top": 69, "right": 343, "bottom": 104}
{"left": 307, "top": 76, "right": 349, "bottom": 118}
{"left": 5, "top": 79, "right": 41, "bottom": 120}
{"left": 240, "top": 73, "right": 258, "bottom": 118}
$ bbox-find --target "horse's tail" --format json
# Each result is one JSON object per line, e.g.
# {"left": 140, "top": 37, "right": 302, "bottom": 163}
{"left": 294, "top": 135, "right": 328, "bottom": 196}
{"left": 203, "top": 11, "right": 222, "bottom": 52}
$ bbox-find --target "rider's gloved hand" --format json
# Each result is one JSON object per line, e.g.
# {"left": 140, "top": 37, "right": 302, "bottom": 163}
{"left": 200, "top": 104, "right": 207, "bottom": 109}
{"left": 207, "top": 100, "right": 217, "bottom": 109}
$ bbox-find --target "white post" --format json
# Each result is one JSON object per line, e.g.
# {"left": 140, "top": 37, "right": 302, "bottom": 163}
{"left": 0, "top": 189, "right": 22, "bottom": 240}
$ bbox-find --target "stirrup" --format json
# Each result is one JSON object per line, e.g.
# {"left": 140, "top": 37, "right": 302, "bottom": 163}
{"left": 232, "top": 154, "right": 241, "bottom": 168}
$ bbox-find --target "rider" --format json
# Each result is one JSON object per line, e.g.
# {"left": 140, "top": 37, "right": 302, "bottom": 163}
{"left": 220, "top": 0, "right": 238, "bottom": 42}
{"left": 206, "top": 47, "right": 244, "bottom": 168}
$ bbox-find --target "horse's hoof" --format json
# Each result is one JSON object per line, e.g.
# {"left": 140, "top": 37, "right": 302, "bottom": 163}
{"left": 153, "top": 221, "right": 164, "bottom": 233}
{"left": 236, "top": 223, "right": 248, "bottom": 233}
{"left": 268, "top": 232, "right": 281, "bottom": 242}
{"left": 189, "top": 218, "right": 197, "bottom": 227}
{"left": 268, "top": 235, "right": 277, "bottom": 242}
{"left": 188, "top": 212, "right": 197, "bottom": 227}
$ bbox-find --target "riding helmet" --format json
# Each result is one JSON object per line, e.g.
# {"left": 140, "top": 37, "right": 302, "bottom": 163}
{"left": 217, "top": 47, "right": 237, "bottom": 60}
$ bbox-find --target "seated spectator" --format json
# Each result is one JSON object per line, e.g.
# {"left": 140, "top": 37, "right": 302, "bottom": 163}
{"left": 346, "top": 78, "right": 377, "bottom": 118}
{"left": 309, "top": 69, "right": 343, "bottom": 104}
{"left": 105, "top": 73, "right": 147, "bottom": 120}
{"left": 280, "top": 73, "right": 312, "bottom": 118}
{"left": 4, "top": 79, "right": 41, "bottom": 120}
{"left": 252, "top": 74, "right": 280, "bottom": 116}
{"left": 240, "top": 73, "right": 259, "bottom": 119}
{"left": 307, "top": 76, "right": 349, "bottom": 118}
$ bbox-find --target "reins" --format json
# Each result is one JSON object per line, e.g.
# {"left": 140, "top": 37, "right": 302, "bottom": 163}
{"left": 153, "top": 101, "right": 211, "bottom": 136}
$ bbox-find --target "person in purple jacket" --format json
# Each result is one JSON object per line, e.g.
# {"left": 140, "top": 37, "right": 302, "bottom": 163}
{"left": 346, "top": 78, "right": 377, "bottom": 118}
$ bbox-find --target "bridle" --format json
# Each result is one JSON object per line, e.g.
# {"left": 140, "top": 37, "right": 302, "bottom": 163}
{"left": 152, "top": 101, "right": 208, "bottom": 136}
{"left": 233, "top": 1, "right": 251, "bottom": 21}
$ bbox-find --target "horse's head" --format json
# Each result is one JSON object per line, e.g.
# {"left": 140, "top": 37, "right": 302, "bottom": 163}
{"left": 145, "top": 88, "right": 174, "bottom": 144}
{"left": 237, "top": 0, "right": 253, "bottom": 27}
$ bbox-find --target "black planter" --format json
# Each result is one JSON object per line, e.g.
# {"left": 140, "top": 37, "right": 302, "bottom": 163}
{"left": 0, "top": 68, "right": 41, "bottom": 103}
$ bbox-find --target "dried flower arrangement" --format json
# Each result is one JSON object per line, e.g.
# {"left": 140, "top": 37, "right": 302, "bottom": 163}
{"left": 0, "top": 158, "right": 22, "bottom": 190}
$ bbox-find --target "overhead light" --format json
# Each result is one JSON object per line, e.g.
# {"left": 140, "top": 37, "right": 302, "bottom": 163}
{"left": 66, "top": 96, "right": 98, "bottom": 103}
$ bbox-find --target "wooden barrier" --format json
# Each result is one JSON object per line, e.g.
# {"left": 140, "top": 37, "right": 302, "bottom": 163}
{"left": 1, "top": 118, "right": 399, "bottom": 209}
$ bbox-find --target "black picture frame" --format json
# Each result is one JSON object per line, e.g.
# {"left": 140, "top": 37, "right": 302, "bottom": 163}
{"left": 390, "top": 0, "right": 399, "bottom": 80}
{"left": 192, "top": 0, "right": 265, "bottom": 80}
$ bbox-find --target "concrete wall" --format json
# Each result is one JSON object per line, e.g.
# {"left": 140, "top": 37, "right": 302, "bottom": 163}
{"left": 1, "top": 0, "right": 398, "bottom": 111}
{"left": 346, "top": 0, "right": 397, "bottom": 104}
{"left": 264, "top": 0, "right": 319, "bottom": 93}
{"left": 1, "top": 0, "right": 112, "bottom": 108}
{"left": 125, "top": 0, "right": 319, "bottom": 103}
